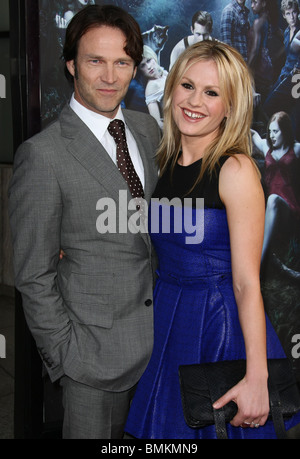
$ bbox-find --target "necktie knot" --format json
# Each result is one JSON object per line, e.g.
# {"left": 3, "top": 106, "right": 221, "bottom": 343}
{"left": 108, "top": 119, "right": 126, "bottom": 142}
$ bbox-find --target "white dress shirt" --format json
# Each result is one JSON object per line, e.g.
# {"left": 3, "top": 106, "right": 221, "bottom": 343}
{"left": 69, "top": 94, "right": 145, "bottom": 187}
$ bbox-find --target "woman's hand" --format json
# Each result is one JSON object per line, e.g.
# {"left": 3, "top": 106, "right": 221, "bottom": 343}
{"left": 212, "top": 375, "right": 269, "bottom": 428}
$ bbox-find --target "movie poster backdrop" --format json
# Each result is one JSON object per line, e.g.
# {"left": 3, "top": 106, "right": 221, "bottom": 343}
{"left": 38, "top": 0, "right": 300, "bottom": 380}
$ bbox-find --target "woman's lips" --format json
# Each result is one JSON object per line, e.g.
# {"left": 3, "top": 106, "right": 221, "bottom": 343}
{"left": 182, "top": 108, "right": 206, "bottom": 120}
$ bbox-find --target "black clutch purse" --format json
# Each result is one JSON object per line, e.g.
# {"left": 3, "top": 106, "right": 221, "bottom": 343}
{"left": 178, "top": 358, "right": 300, "bottom": 439}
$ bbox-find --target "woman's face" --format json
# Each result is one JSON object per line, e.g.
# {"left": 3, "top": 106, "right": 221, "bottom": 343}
{"left": 139, "top": 57, "right": 160, "bottom": 79}
{"left": 269, "top": 120, "right": 284, "bottom": 149}
{"left": 171, "top": 59, "right": 227, "bottom": 147}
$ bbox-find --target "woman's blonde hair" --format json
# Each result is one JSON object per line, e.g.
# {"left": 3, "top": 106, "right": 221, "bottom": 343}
{"left": 143, "top": 45, "right": 159, "bottom": 63}
{"left": 157, "top": 40, "right": 257, "bottom": 183}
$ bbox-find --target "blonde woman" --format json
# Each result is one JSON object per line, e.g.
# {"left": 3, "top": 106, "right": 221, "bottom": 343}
{"left": 138, "top": 45, "right": 168, "bottom": 128}
{"left": 125, "top": 40, "right": 300, "bottom": 439}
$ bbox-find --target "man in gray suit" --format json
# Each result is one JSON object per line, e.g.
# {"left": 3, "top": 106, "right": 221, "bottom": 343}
{"left": 9, "top": 5, "right": 161, "bottom": 439}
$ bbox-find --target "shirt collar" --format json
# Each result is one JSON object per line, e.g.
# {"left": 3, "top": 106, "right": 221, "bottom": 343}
{"left": 233, "top": 0, "right": 249, "bottom": 13}
{"left": 69, "top": 94, "right": 125, "bottom": 141}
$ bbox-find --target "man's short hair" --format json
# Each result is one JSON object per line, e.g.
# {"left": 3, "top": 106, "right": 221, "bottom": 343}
{"left": 191, "top": 11, "right": 213, "bottom": 33}
{"left": 63, "top": 4, "right": 143, "bottom": 84}
{"left": 281, "top": 0, "right": 300, "bottom": 14}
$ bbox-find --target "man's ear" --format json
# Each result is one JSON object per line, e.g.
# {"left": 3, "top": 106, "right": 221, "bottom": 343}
{"left": 132, "top": 67, "right": 137, "bottom": 80}
{"left": 66, "top": 60, "right": 75, "bottom": 77}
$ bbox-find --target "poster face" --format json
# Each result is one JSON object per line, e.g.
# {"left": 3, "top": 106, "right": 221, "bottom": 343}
{"left": 38, "top": 0, "right": 300, "bottom": 377}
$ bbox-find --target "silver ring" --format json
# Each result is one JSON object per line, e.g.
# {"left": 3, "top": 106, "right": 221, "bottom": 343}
{"left": 251, "top": 422, "right": 260, "bottom": 428}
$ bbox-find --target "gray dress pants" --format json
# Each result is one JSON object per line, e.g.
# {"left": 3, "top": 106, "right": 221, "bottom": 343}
{"left": 60, "top": 376, "right": 137, "bottom": 439}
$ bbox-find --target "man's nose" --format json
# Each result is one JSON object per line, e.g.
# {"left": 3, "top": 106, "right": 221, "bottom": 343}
{"left": 101, "top": 64, "right": 117, "bottom": 83}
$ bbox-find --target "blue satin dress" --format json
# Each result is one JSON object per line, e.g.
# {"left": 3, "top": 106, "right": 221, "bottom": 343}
{"left": 125, "top": 157, "right": 300, "bottom": 439}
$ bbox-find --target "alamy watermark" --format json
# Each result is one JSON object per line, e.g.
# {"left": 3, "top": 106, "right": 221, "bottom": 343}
{"left": 0, "top": 334, "right": 6, "bottom": 358}
{"left": 291, "top": 334, "right": 300, "bottom": 359}
{"left": 96, "top": 190, "right": 205, "bottom": 244}
{"left": 0, "top": 74, "right": 6, "bottom": 99}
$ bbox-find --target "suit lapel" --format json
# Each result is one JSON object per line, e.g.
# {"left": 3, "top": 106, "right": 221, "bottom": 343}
{"left": 123, "top": 110, "right": 158, "bottom": 203}
{"left": 60, "top": 105, "right": 154, "bottom": 246}
{"left": 123, "top": 111, "right": 158, "bottom": 247}
{"left": 60, "top": 105, "right": 126, "bottom": 203}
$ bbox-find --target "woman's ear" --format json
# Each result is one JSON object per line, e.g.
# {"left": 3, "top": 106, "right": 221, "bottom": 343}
{"left": 225, "top": 105, "right": 231, "bottom": 119}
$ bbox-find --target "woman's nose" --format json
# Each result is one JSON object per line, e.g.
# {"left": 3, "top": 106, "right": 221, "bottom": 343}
{"left": 188, "top": 90, "right": 203, "bottom": 107}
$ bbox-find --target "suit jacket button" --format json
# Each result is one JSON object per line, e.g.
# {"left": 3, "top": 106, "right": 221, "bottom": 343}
{"left": 145, "top": 299, "right": 152, "bottom": 306}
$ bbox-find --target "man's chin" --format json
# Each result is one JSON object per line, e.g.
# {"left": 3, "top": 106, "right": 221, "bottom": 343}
{"left": 89, "top": 103, "right": 121, "bottom": 118}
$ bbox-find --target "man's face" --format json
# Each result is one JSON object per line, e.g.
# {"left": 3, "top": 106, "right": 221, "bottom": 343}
{"left": 283, "top": 8, "right": 299, "bottom": 28}
{"left": 191, "top": 23, "right": 211, "bottom": 43}
{"left": 67, "top": 26, "right": 136, "bottom": 118}
{"left": 251, "top": 0, "right": 265, "bottom": 15}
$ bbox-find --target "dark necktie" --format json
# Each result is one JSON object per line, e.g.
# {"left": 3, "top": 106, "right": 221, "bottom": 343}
{"left": 108, "top": 119, "right": 144, "bottom": 199}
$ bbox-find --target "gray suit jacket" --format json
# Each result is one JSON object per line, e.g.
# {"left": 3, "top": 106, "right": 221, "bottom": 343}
{"left": 9, "top": 104, "right": 161, "bottom": 391}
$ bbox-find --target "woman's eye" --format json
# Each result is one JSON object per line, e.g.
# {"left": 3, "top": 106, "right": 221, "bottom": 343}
{"left": 181, "top": 83, "right": 193, "bottom": 90}
{"left": 206, "top": 90, "right": 218, "bottom": 97}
